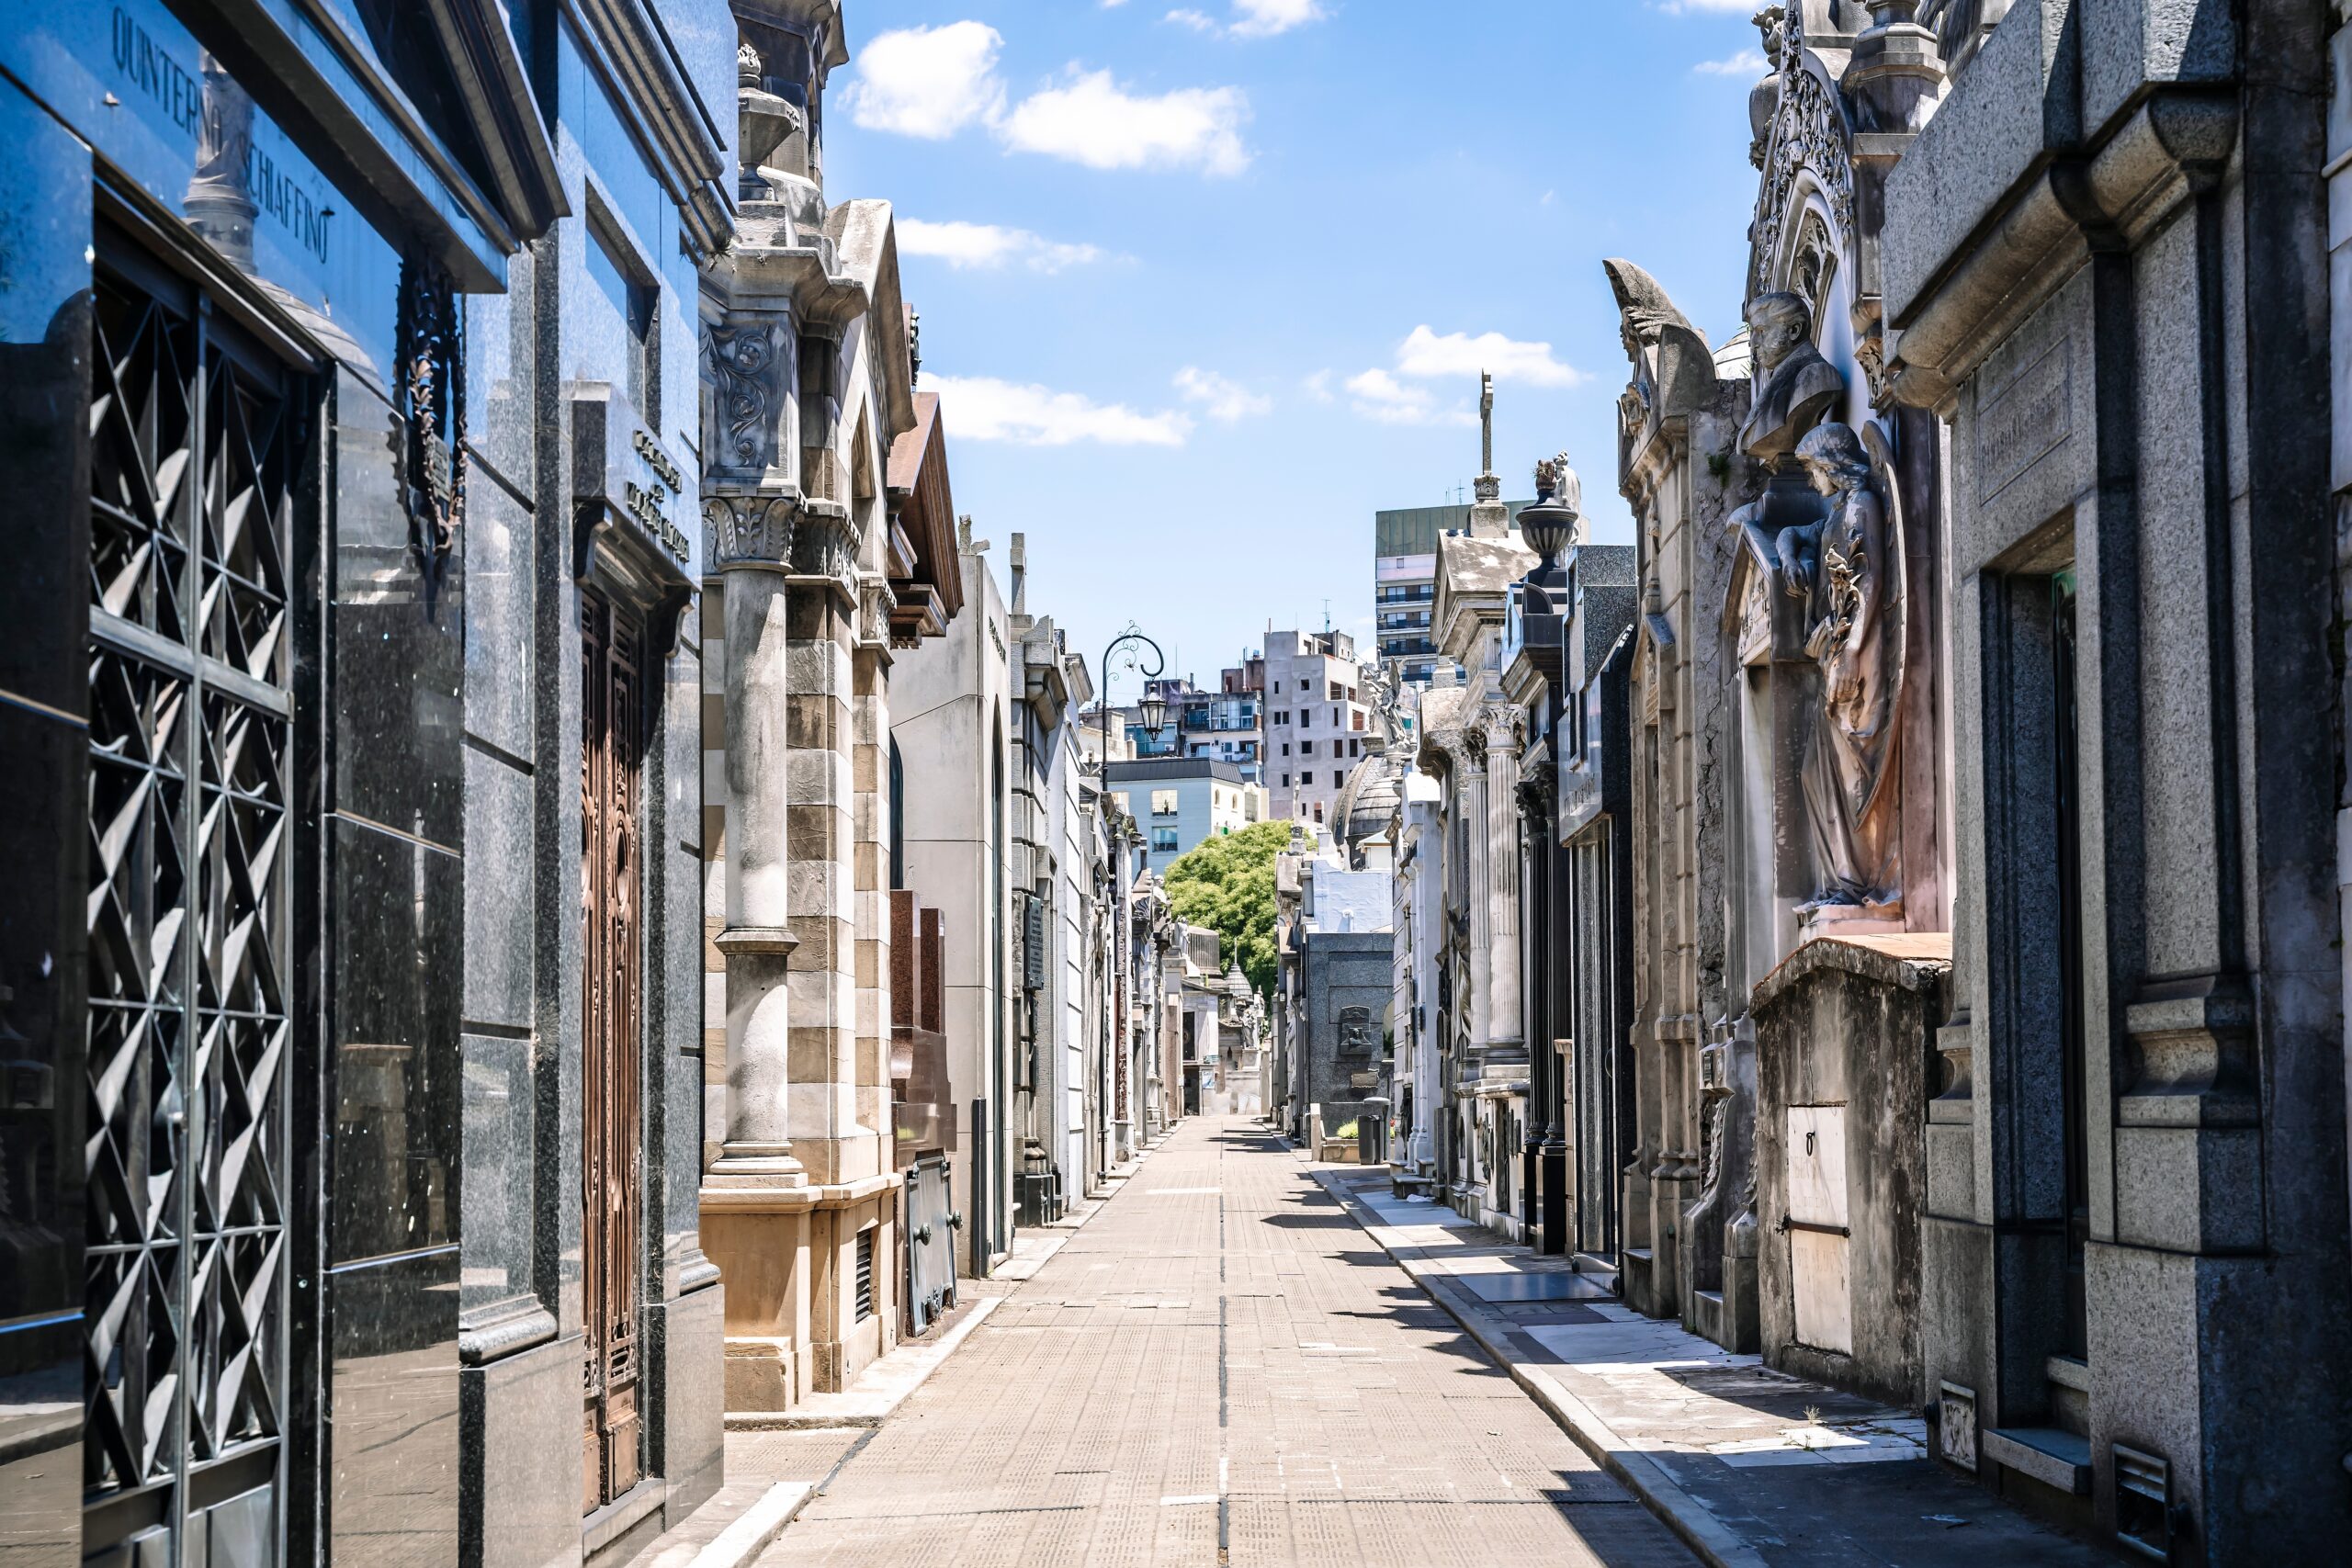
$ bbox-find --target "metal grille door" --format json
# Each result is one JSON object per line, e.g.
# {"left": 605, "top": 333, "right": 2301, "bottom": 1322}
{"left": 84, "top": 252, "right": 295, "bottom": 1563}
{"left": 581, "top": 590, "right": 645, "bottom": 1512}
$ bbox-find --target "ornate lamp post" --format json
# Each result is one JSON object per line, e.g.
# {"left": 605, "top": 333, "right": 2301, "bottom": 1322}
{"left": 1095, "top": 623, "right": 1168, "bottom": 770}
{"left": 1517, "top": 456, "right": 1581, "bottom": 1253}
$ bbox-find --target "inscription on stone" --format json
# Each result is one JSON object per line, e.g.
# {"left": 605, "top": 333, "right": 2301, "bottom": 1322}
{"left": 624, "top": 481, "right": 690, "bottom": 565}
{"left": 632, "top": 428, "right": 684, "bottom": 493}
{"left": 1973, "top": 334, "right": 2070, "bottom": 503}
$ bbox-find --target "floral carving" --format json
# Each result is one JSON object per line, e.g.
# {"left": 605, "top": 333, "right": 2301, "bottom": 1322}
{"left": 1749, "top": 36, "right": 1856, "bottom": 297}
{"left": 706, "top": 496, "right": 793, "bottom": 569}
{"left": 788, "top": 513, "right": 857, "bottom": 584}
{"left": 397, "top": 251, "right": 465, "bottom": 615}
{"left": 708, "top": 323, "right": 783, "bottom": 472}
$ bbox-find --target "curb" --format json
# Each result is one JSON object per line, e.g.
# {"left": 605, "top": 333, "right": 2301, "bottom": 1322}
{"left": 1316, "top": 1172, "right": 1767, "bottom": 1568}
{"left": 724, "top": 1296, "right": 1003, "bottom": 1430}
{"left": 686, "top": 1482, "right": 813, "bottom": 1568}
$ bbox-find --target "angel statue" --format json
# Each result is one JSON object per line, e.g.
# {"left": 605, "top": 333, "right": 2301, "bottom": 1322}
{"left": 1783, "top": 421, "right": 1901, "bottom": 911}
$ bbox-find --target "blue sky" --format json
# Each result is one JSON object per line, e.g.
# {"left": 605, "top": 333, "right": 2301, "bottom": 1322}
{"left": 825, "top": 0, "right": 1768, "bottom": 701}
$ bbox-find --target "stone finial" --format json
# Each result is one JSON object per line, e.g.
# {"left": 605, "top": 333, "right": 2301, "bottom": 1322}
{"left": 739, "top": 39, "right": 763, "bottom": 85}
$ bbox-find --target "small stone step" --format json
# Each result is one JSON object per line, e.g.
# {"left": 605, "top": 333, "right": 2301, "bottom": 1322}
{"left": 1984, "top": 1426, "right": 2093, "bottom": 1496}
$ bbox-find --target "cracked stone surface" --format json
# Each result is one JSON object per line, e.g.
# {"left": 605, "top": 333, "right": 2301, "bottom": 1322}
{"left": 759, "top": 1116, "right": 1697, "bottom": 1566}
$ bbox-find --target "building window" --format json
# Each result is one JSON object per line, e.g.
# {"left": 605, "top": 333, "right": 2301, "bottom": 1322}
{"left": 1152, "top": 828, "right": 1180, "bottom": 853}
{"left": 1301, "top": 771, "right": 1314, "bottom": 786}
{"left": 1151, "top": 789, "right": 1179, "bottom": 816}
{"left": 1111, "top": 791, "right": 1130, "bottom": 814}
{"left": 586, "top": 208, "right": 657, "bottom": 425}
{"left": 1313, "top": 802, "right": 1325, "bottom": 824}
{"left": 1331, "top": 705, "right": 1340, "bottom": 727}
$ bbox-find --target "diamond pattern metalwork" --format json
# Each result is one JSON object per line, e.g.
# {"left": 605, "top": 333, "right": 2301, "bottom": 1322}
{"left": 84, "top": 261, "right": 293, "bottom": 1555}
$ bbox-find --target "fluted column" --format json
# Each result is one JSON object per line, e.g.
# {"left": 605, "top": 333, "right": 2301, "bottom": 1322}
{"left": 1461, "top": 744, "right": 1491, "bottom": 1047}
{"left": 1485, "top": 710, "right": 1523, "bottom": 1048}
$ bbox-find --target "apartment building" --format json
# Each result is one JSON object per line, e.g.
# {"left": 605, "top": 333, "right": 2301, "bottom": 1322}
{"left": 1263, "top": 629, "right": 1373, "bottom": 827}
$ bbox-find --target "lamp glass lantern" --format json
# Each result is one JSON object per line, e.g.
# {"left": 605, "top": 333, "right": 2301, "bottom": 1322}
{"left": 1138, "top": 689, "right": 1168, "bottom": 735}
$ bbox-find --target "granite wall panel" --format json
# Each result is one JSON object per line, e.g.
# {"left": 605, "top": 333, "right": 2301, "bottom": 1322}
{"left": 327, "top": 1247, "right": 462, "bottom": 1565}
{"left": 460, "top": 1330, "right": 582, "bottom": 1568}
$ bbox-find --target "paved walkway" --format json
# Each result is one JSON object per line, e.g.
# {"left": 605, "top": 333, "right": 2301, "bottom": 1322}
{"left": 761, "top": 1116, "right": 1699, "bottom": 1566}
{"left": 1321, "top": 1169, "right": 2116, "bottom": 1566}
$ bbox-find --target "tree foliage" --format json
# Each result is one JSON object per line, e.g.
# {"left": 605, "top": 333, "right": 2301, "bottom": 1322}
{"left": 1162, "top": 820, "right": 1300, "bottom": 1000}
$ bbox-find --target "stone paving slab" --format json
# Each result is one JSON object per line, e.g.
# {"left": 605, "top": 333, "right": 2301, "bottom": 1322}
{"left": 759, "top": 1116, "right": 1702, "bottom": 1567}
{"left": 1318, "top": 1171, "right": 2120, "bottom": 1567}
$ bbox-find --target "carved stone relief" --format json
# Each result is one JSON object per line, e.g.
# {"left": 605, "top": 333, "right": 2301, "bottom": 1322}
{"left": 707, "top": 321, "right": 786, "bottom": 476}
{"left": 397, "top": 251, "right": 465, "bottom": 615}
{"left": 707, "top": 496, "right": 795, "bottom": 570}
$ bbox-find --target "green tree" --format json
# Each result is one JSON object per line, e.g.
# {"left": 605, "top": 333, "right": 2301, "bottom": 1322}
{"left": 1162, "top": 819, "right": 1301, "bottom": 999}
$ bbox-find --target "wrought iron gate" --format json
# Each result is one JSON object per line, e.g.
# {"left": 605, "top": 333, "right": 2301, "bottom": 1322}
{"left": 84, "top": 245, "right": 296, "bottom": 1563}
{"left": 580, "top": 590, "right": 646, "bottom": 1513}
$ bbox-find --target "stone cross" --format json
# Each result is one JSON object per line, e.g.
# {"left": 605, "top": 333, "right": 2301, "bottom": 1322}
{"left": 1479, "top": 371, "right": 1494, "bottom": 475}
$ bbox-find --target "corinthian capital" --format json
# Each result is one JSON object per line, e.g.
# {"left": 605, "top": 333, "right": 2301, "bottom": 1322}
{"left": 707, "top": 496, "right": 794, "bottom": 570}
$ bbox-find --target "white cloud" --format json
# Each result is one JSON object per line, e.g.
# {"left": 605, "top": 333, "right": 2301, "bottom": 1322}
{"left": 897, "top": 219, "right": 1104, "bottom": 273}
{"left": 839, "top": 19, "right": 1253, "bottom": 177}
{"left": 998, "top": 69, "right": 1251, "bottom": 175}
{"left": 1395, "top": 325, "right": 1586, "bottom": 388}
{"left": 1163, "top": 0, "right": 1324, "bottom": 39}
{"left": 841, "top": 22, "right": 1005, "bottom": 139}
{"left": 1230, "top": 0, "right": 1325, "bottom": 37}
{"left": 1693, "top": 48, "right": 1768, "bottom": 76}
{"left": 927, "top": 374, "right": 1193, "bottom": 446}
{"left": 1302, "top": 368, "right": 1335, "bottom": 403}
{"left": 1173, "top": 367, "right": 1272, "bottom": 422}
{"left": 1342, "top": 368, "right": 1474, "bottom": 427}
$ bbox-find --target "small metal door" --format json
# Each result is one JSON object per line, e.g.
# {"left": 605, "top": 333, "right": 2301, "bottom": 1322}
{"left": 580, "top": 591, "right": 645, "bottom": 1512}
{"left": 1784, "top": 1105, "right": 1852, "bottom": 1354}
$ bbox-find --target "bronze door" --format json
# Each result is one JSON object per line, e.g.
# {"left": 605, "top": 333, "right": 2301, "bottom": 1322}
{"left": 581, "top": 591, "right": 645, "bottom": 1512}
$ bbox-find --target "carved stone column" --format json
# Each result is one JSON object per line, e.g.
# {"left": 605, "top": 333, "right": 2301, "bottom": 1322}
{"left": 1460, "top": 742, "right": 1491, "bottom": 1050}
{"left": 706, "top": 496, "right": 806, "bottom": 1190}
{"left": 1484, "top": 708, "right": 1523, "bottom": 1050}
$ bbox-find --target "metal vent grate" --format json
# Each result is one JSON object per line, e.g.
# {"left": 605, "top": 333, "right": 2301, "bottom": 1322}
{"left": 2113, "top": 1443, "right": 2172, "bottom": 1561}
{"left": 854, "top": 1228, "right": 876, "bottom": 1322}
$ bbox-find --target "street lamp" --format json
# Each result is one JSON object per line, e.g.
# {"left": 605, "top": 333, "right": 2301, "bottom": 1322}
{"left": 1096, "top": 624, "right": 1167, "bottom": 768}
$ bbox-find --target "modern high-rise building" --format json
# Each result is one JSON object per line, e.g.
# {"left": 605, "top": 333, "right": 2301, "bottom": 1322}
{"left": 1374, "top": 502, "right": 1528, "bottom": 686}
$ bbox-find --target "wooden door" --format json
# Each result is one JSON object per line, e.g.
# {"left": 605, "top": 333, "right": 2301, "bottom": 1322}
{"left": 581, "top": 591, "right": 645, "bottom": 1512}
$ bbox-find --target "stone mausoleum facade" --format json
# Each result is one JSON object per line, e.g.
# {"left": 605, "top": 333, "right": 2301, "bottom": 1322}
{"left": 0, "top": 0, "right": 740, "bottom": 1562}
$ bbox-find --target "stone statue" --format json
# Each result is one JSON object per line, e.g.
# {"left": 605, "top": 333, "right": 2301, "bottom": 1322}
{"left": 1604, "top": 258, "right": 1716, "bottom": 422}
{"left": 1737, "top": 292, "right": 1847, "bottom": 463}
{"left": 1533, "top": 454, "right": 1581, "bottom": 514}
{"left": 1784, "top": 421, "right": 1901, "bottom": 909}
